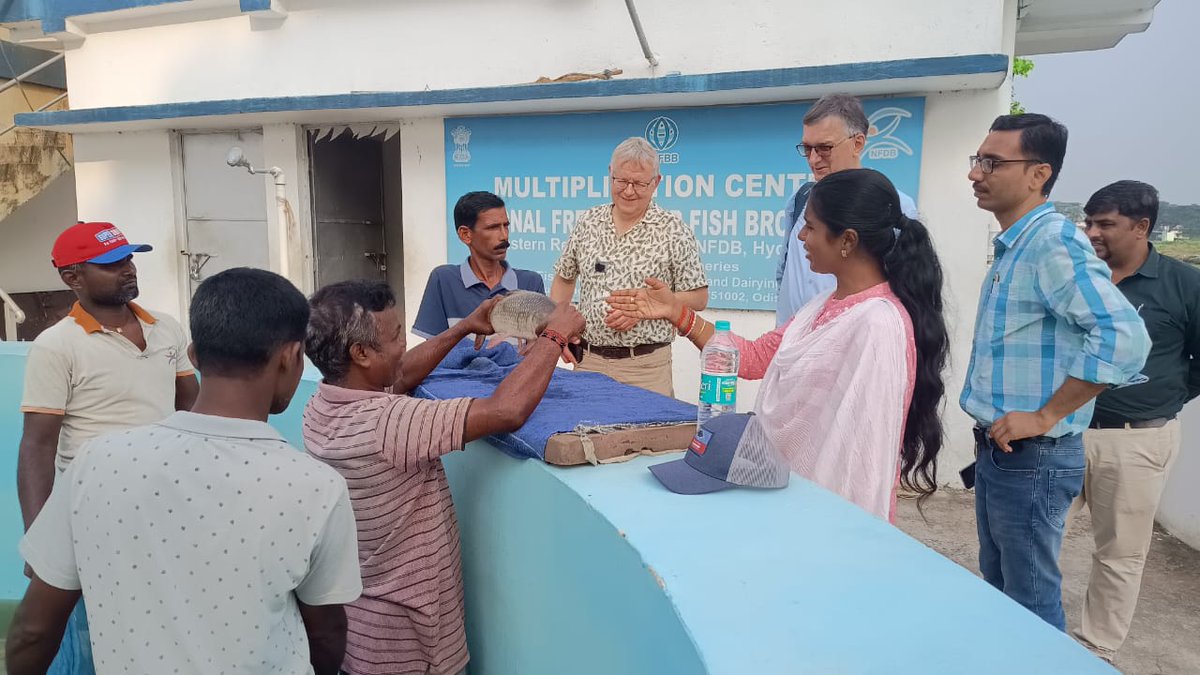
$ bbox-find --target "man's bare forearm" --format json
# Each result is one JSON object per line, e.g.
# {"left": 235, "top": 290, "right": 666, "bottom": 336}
{"left": 465, "top": 338, "right": 562, "bottom": 440}
{"left": 1039, "top": 377, "right": 1107, "bottom": 426}
{"left": 394, "top": 323, "right": 473, "bottom": 394}
{"left": 549, "top": 275, "right": 576, "bottom": 304}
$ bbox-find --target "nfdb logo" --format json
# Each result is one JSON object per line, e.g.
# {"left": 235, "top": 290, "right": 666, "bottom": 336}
{"left": 865, "top": 107, "right": 914, "bottom": 160}
{"left": 644, "top": 116, "right": 680, "bottom": 164}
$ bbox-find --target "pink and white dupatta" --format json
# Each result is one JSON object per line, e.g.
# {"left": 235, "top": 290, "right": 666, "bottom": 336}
{"left": 754, "top": 285, "right": 915, "bottom": 521}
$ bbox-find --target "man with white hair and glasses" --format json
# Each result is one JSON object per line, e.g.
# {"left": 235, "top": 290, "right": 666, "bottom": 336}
{"left": 550, "top": 136, "right": 708, "bottom": 396}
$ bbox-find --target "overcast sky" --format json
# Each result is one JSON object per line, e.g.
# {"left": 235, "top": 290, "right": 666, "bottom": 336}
{"left": 1014, "top": 0, "right": 1198, "bottom": 205}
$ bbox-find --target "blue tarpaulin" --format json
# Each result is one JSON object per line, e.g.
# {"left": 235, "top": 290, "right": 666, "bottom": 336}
{"left": 412, "top": 340, "right": 697, "bottom": 460}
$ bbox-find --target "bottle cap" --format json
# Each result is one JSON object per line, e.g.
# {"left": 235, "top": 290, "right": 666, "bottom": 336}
{"left": 715, "top": 320, "right": 731, "bottom": 331}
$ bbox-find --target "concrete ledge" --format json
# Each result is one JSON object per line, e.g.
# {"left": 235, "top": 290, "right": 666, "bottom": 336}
{"left": 0, "top": 347, "right": 1116, "bottom": 672}
{"left": 437, "top": 443, "right": 1112, "bottom": 674}
{"left": 15, "top": 54, "right": 1009, "bottom": 134}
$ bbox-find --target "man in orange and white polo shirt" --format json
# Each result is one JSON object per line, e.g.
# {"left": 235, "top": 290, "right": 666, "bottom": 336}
{"left": 16, "top": 221, "right": 199, "bottom": 673}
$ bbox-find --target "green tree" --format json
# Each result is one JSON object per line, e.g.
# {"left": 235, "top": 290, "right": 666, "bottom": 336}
{"left": 1010, "top": 57, "right": 1035, "bottom": 115}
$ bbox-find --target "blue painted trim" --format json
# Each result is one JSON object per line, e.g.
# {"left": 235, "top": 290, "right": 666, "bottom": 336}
{"left": 0, "top": 40, "right": 67, "bottom": 88}
{"left": 27, "top": 0, "right": 190, "bottom": 33}
{"left": 16, "top": 54, "right": 1008, "bottom": 129}
{"left": 1, "top": 0, "right": 278, "bottom": 35}
{"left": 0, "top": 0, "right": 40, "bottom": 23}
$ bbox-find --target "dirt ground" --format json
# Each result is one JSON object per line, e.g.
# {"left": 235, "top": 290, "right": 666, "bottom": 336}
{"left": 896, "top": 489, "right": 1200, "bottom": 675}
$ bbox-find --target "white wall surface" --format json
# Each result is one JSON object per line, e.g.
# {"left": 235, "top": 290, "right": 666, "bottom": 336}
{"left": 0, "top": 170, "right": 77, "bottom": 294}
{"left": 262, "top": 123, "right": 313, "bottom": 294}
{"left": 1159, "top": 400, "right": 1200, "bottom": 549}
{"left": 72, "top": 131, "right": 185, "bottom": 320}
{"left": 399, "top": 117, "right": 449, "bottom": 340}
{"left": 62, "top": 0, "right": 1007, "bottom": 109}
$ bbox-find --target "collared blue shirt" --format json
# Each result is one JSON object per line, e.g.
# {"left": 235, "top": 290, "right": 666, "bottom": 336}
{"left": 960, "top": 203, "right": 1151, "bottom": 437}
{"left": 775, "top": 185, "right": 917, "bottom": 327}
{"left": 412, "top": 259, "right": 545, "bottom": 338}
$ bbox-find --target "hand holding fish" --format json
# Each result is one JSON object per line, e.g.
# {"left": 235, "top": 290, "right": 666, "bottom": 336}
{"left": 460, "top": 296, "right": 502, "bottom": 350}
{"left": 481, "top": 291, "right": 587, "bottom": 364}
{"left": 605, "top": 277, "right": 681, "bottom": 322}
{"left": 538, "top": 300, "right": 587, "bottom": 364}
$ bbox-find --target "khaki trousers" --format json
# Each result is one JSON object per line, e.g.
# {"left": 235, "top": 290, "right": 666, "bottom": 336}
{"left": 1068, "top": 419, "right": 1181, "bottom": 657}
{"left": 574, "top": 344, "right": 674, "bottom": 397}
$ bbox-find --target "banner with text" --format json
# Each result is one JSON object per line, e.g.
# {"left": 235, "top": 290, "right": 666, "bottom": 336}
{"left": 444, "top": 98, "right": 924, "bottom": 310}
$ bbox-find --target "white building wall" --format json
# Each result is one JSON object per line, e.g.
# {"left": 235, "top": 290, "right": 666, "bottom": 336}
{"left": 0, "top": 170, "right": 78, "bottom": 295}
{"left": 72, "top": 131, "right": 185, "bottom": 320}
{"left": 262, "top": 123, "right": 314, "bottom": 295}
{"left": 61, "top": 0, "right": 1006, "bottom": 109}
{"left": 1159, "top": 401, "right": 1200, "bottom": 549}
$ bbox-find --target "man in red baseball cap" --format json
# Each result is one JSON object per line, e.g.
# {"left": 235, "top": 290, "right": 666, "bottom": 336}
{"left": 49, "top": 220, "right": 154, "bottom": 268}
{"left": 17, "top": 221, "right": 199, "bottom": 673}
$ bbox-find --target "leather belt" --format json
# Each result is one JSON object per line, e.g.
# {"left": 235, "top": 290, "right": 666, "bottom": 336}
{"left": 586, "top": 342, "right": 670, "bottom": 359}
{"left": 1088, "top": 416, "right": 1174, "bottom": 430}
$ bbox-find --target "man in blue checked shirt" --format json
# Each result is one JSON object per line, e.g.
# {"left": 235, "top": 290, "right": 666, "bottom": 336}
{"left": 961, "top": 114, "right": 1150, "bottom": 632}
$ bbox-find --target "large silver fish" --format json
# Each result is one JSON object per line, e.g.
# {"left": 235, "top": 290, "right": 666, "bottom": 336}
{"left": 488, "top": 290, "right": 584, "bottom": 361}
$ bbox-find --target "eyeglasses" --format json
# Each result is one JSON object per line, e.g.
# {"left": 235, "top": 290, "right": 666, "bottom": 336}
{"left": 611, "top": 176, "right": 655, "bottom": 192}
{"left": 969, "top": 155, "right": 1045, "bottom": 174}
{"left": 797, "top": 135, "right": 853, "bottom": 159}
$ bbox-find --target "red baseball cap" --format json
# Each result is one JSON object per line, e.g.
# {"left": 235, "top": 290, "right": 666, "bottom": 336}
{"left": 51, "top": 222, "right": 152, "bottom": 268}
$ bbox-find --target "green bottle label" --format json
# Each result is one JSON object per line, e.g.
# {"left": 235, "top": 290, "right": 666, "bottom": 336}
{"left": 699, "top": 374, "right": 737, "bottom": 406}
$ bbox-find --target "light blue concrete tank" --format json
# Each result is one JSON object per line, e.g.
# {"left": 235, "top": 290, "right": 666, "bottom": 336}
{"left": 0, "top": 344, "right": 1113, "bottom": 673}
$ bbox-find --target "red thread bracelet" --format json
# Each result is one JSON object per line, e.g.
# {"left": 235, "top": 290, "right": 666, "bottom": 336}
{"left": 675, "top": 304, "right": 690, "bottom": 330}
{"left": 540, "top": 329, "right": 569, "bottom": 350}
{"left": 678, "top": 308, "right": 697, "bottom": 336}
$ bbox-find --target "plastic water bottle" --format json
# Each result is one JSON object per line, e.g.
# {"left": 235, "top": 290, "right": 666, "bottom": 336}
{"left": 698, "top": 320, "right": 739, "bottom": 426}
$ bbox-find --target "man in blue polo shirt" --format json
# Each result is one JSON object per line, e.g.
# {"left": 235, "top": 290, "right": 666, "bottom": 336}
{"left": 414, "top": 191, "right": 545, "bottom": 339}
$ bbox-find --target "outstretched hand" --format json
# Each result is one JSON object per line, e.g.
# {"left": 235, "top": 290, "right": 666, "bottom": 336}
{"left": 605, "top": 277, "right": 680, "bottom": 322}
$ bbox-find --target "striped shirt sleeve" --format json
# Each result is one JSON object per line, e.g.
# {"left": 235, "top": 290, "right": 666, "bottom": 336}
{"left": 1034, "top": 224, "right": 1150, "bottom": 386}
{"left": 375, "top": 396, "right": 473, "bottom": 472}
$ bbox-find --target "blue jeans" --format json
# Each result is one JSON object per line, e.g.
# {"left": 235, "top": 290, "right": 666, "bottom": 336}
{"left": 47, "top": 598, "right": 95, "bottom": 675}
{"left": 974, "top": 429, "right": 1085, "bottom": 631}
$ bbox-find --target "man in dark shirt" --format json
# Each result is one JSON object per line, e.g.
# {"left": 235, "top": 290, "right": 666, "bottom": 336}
{"left": 413, "top": 191, "right": 544, "bottom": 339}
{"left": 1074, "top": 180, "right": 1200, "bottom": 664}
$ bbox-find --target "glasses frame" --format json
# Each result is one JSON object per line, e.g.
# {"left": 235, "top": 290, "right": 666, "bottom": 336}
{"left": 611, "top": 176, "right": 656, "bottom": 193}
{"left": 969, "top": 155, "right": 1046, "bottom": 174}
{"left": 796, "top": 135, "right": 855, "bottom": 159}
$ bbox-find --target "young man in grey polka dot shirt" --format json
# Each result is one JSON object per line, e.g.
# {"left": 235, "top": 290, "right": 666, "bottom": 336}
{"left": 7, "top": 268, "right": 363, "bottom": 675}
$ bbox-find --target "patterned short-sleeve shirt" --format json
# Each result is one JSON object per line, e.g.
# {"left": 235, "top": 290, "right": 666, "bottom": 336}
{"left": 19, "top": 411, "right": 363, "bottom": 674}
{"left": 553, "top": 202, "right": 708, "bottom": 347}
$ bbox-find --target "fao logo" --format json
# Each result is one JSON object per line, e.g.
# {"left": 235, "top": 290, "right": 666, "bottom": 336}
{"left": 645, "top": 116, "right": 679, "bottom": 151}
{"left": 644, "top": 116, "right": 680, "bottom": 164}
